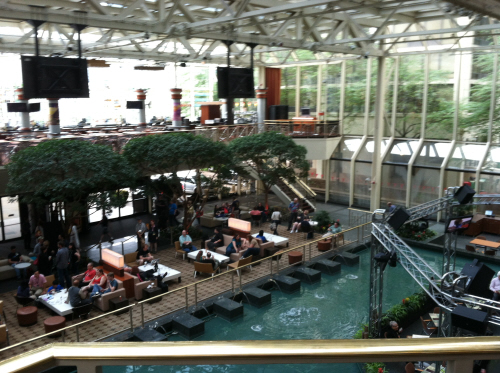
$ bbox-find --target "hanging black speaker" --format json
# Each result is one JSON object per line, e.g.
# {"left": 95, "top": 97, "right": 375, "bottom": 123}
{"left": 387, "top": 207, "right": 410, "bottom": 231}
{"left": 454, "top": 185, "right": 476, "bottom": 204}
{"left": 459, "top": 259, "right": 495, "bottom": 299}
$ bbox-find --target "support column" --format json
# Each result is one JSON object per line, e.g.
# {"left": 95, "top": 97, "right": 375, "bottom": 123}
{"left": 256, "top": 88, "right": 268, "bottom": 132}
{"left": 136, "top": 89, "right": 147, "bottom": 128}
{"left": 171, "top": 88, "right": 182, "bottom": 127}
{"left": 237, "top": 176, "right": 242, "bottom": 196}
{"left": 16, "top": 88, "right": 30, "bottom": 133}
{"left": 47, "top": 98, "right": 60, "bottom": 135}
{"left": 370, "top": 54, "right": 386, "bottom": 212}
{"left": 220, "top": 99, "right": 227, "bottom": 119}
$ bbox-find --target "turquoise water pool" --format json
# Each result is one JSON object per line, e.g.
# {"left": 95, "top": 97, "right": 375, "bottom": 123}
{"left": 104, "top": 248, "right": 500, "bottom": 373}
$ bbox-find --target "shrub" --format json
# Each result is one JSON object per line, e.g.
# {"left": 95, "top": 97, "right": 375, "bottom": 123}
{"left": 313, "top": 210, "right": 331, "bottom": 233}
{"left": 396, "top": 221, "right": 436, "bottom": 241}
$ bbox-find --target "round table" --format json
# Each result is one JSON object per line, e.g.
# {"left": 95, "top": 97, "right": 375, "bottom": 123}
{"left": 15, "top": 262, "right": 31, "bottom": 269}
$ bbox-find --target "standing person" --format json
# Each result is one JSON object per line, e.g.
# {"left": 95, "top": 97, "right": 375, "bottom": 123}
{"left": 33, "top": 237, "right": 44, "bottom": 258}
{"left": 135, "top": 218, "right": 147, "bottom": 251}
{"left": 69, "top": 219, "right": 80, "bottom": 249}
{"left": 271, "top": 208, "right": 282, "bottom": 235}
{"left": 148, "top": 220, "right": 159, "bottom": 253}
{"left": 168, "top": 199, "right": 178, "bottom": 228}
{"left": 99, "top": 214, "right": 113, "bottom": 243}
{"left": 28, "top": 271, "right": 47, "bottom": 298}
{"left": 287, "top": 198, "right": 300, "bottom": 230}
{"left": 490, "top": 271, "right": 500, "bottom": 301}
{"left": 69, "top": 243, "right": 81, "bottom": 275}
{"left": 195, "top": 206, "right": 204, "bottom": 226}
{"left": 55, "top": 241, "right": 71, "bottom": 288}
{"left": 257, "top": 202, "right": 266, "bottom": 223}
{"left": 386, "top": 202, "right": 396, "bottom": 213}
{"left": 37, "top": 243, "right": 53, "bottom": 276}
{"left": 231, "top": 197, "right": 240, "bottom": 217}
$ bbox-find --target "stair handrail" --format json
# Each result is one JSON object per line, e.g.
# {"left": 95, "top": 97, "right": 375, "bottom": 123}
{"left": 296, "top": 178, "right": 317, "bottom": 198}
{"left": 280, "top": 177, "right": 316, "bottom": 211}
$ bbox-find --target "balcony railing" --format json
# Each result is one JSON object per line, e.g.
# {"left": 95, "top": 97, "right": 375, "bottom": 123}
{"left": 0, "top": 121, "right": 340, "bottom": 166}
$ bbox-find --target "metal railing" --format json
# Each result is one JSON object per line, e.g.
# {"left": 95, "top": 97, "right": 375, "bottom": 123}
{"left": 0, "top": 122, "right": 340, "bottom": 165}
{"left": 0, "top": 222, "right": 371, "bottom": 360}
{"left": 2, "top": 337, "right": 499, "bottom": 373}
{"left": 348, "top": 207, "right": 373, "bottom": 227}
{"left": 263, "top": 120, "right": 340, "bottom": 138}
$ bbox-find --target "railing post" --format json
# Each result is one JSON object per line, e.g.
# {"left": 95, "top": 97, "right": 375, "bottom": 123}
{"left": 239, "top": 271, "right": 242, "bottom": 291}
{"left": 303, "top": 244, "right": 306, "bottom": 263}
{"left": 309, "top": 243, "right": 312, "bottom": 261}
{"left": 121, "top": 242, "right": 125, "bottom": 256}
{"left": 194, "top": 283, "right": 198, "bottom": 308}
{"left": 62, "top": 330, "right": 65, "bottom": 342}
{"left": 231, "top": 272, "right": 235, "bottom": 293}
{"left": 185, "top": 287, "right": 189, "bottom": 311}
{"left": 76, "top": 325, "right": 80, "bottom": 342}
{"left": 277, "top": 255, "right": 280, "bottom": 273}
{"left": 141, "top": 303, "right": 144, "bottom": 328}
{"left": 129, "top": 307, "right": 133, "bottom": 332}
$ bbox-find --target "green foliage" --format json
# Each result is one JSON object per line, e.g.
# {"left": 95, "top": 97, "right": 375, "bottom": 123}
{"left": 364, "top": 362, "right": 389, "bottom": 373}
{"left": 380, "top": 290, "right": 430, "bottom": 330}
{"left": 353, "top": 323, "right": 368, "bottom": 339}
{"left": 228, "top": 132, "right": 309, "bottom": 207}
{"left": 313, "top": 210, "right": 331, "bottom": 233}
{"left": 7, "top": 139, "right": 136, "bottom": 217}
{"left": 395, "top": 221, "right": 436, "bottom": 241}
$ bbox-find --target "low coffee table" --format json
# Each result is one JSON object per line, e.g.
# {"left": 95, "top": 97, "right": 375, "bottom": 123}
{"left": 143, "top": 287, "right": 162, "bottom": 304}
{"left": 138, "top": 263, "right": 182, "bottom": 283}
{"left": 187, "top": 250, "right": 230, "bottom": 264}
{"left": 109, "top": 296, "right": 129, "bottom": 315}
{"left": 252, "top": 232, "right": 289, "bottom": 247}
{"left": 39, "top": 290, "right": 73, "bottom": 316}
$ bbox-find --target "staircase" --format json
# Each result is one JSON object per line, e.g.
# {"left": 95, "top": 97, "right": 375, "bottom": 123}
{"left": 275, "top": 179, "right": 315, "bottom": 212}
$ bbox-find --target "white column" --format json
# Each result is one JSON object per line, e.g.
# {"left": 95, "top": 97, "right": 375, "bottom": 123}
{"left": 136, "top": 89, "right": 147, "bottom": 128}
{"left": 256, "top": 88, "right": 268, "bottom": 132}
{"left": 15, "top": 88, "right": 30, "bottom": 132}
{"left": 47, "top": 98, "right": 60, "bottom": 135}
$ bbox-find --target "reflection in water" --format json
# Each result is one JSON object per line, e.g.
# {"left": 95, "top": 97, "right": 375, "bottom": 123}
{"left": 251, "top": 325, "right": 263, "bottom": 332}
{"left": 346, "top": 274, "right": 358, "bottom": 280}
{"left": 278, "top": 307, "right": 321, "bottom": 326}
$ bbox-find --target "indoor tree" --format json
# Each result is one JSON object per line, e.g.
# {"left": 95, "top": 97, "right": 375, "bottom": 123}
{"left": 228, "top": 131, "right": 309, "bottom": 208}
{"left": 6, "top": 139, "right": 137, "bottom": 227}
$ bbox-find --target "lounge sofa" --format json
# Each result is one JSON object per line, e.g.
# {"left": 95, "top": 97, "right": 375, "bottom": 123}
{"left": 205, "top": 234, "right": 249, "bottom": 262}
{"left": 93, "top": 278, "right": 127, "bottom": 312}
{"left": 199, "top": 206, "right": 252, "bottom": 228}
{"left": 0, "top": 256, "right": 33, "bottom": 281}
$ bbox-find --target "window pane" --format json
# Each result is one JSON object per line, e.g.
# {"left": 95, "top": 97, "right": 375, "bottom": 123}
{"left": 478, "top": 173, "right": 500, "bottom": 194}
{"left": 344, "top": 60, "right": 367, "bottom": 135}
{"left": 356, "top": 139, "right": 389, "bottom": 161}
{"left": 414, "top": 141, "right": 452, "bottom": 167}
{"left": 1, "top": 197, "right": 20, "bottom": 240}
{"left": 300, "top": 66, "right": 318, "bottom": 115}
{"left": 353, "top": 162, "right": 371, "bottom": 208}
{"left": 323, "top": 63, "right": 342, "bottom": 120}
{"left": 280, "top": 67, "right": 297, "bottom": 116}
{"left": 384, "top": 140, "right": 419, "bottom": 164}
{"left": 481, "top": 145, "right": 500, "bottom": 173}
{"left": 447, "top": 144, "right": 486, "bottom": 170}
{"left": 410, "top": 167, "right": 441, "bottom": 207}
{"left": 333, "top": 138, "right": 362, "bottom": 159}
{"left": 329, "top": 160, "right": 350, "bottom": 205}
{"left": 381, "top": 165, "right": 407, "bottom": 207}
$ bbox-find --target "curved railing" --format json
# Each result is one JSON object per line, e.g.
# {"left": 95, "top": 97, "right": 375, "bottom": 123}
{"left": 0, "top": 222, "right": 371, "bottom": 360}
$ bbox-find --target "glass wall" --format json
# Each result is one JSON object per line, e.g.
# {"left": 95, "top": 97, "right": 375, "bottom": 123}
{"left": 329, "top": 138, "right": 361, "bottom": 205}
{"left": 299, "top": 66, "right": 318, "bottom": 115}
{"left": 343, "top": 60, "right": 367, "bottom": 135}
{"left": 280, "top": 66, "right": 297, "bottom": 118}
{"left": 323, "top": 63, "right": 342, "bottom": 120}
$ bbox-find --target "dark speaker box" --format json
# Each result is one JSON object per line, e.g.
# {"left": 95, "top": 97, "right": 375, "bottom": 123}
{"left": 269, "top": 105, "right": 288, "bottom": 120}
{"left": 454, "top": 184, "right": 476, "bottom": 204}
{"left": 451, "top": 305, "right": 488, "bottom": 335}
{"left": 460, "top": 259, "right": 495, "bottom": 299}
{"left": 387, "top": 207, "right": 410, "bottom": 231}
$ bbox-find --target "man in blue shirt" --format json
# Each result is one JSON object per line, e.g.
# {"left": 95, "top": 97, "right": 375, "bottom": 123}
{"left": 287, "top": 198, "right": 300, "bottom": 230}
{"left": 179, "top": 230, "right": 197, "bottom": 253}
{"left": 169, "top": 199, "right": 178, "bottom": 228}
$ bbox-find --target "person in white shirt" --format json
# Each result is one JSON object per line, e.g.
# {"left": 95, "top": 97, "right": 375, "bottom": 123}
{"left": 490, "top": 271, "right": 500, "bottom": 301}
{"left": 270, "top": 208, "right": 282, "bottom": 235}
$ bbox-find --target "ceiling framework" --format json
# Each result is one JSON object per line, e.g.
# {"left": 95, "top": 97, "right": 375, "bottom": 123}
{"left": 0, "top": 0, "right": 499, "bottom": 66}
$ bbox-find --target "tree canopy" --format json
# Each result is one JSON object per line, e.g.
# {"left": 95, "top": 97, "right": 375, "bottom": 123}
{"left": 228, "top": 131, "right": 309, "bottom": 207}
{"left": 7, "top": 139, "right": 137, "bottom": 218}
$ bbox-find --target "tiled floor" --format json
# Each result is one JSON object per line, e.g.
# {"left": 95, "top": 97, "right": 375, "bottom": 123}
{"left": 0, "top": 224, "right": 355, "bottom": 361}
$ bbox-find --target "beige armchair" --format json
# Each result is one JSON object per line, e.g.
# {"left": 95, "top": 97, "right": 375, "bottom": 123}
{"left": 194, "top": 262, "right": 220, "bottom": 279}
{"left": 124, "top": 252, "right": 138, "bottom": 268}
{"left": 212, "top": 234, "right": 248, "bottom": 262}
{"left": 93, "top": 279, "right": 126, "bottom": 312}
{"left": 254, "top": 238, "right": 274, "bottom": 258}
{"left": 130, "top": 277, "right": 158, "bottom": 301}
{"left": 227, "top": 256, "right": 252, "bottom": 277}
{"left": 0, "top": 324, "right": 9, "bottom": 346}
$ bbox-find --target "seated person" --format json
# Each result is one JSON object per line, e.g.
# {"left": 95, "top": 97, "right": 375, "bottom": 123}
{"left": 225, "top": 234, "right": 243, "bottom": 257}
{"left": 136, "top": 244, "right": 154, "bottom": 265}
{"left": 256, "top": 230, "right": 268, "bottom": 243}
{"left": 72, "top": 262, "right": 96, "bottom": 287}
{"left": 291, "top": 210, "right": 311, "bottom": 233}
{"left": 91, "top": 272, "right": 118, "bottom": 297}
{"left": 46, "top": 280, "right": 64, "bottom": 294}
{"left": 322, "top": 221, "right": 342, "bottom": 246}
{"left": 29, "top": 271, "right": 47, "bottom": 298}
{"left": 195, "top": 250, "right": 204, "bottom": 262}
{"left": 206, "top": 228, "right": 224, "bottom": 251}
{"left": 242, "top": 235, "right": 261, "bottom": 259}
{"left": 8, "top": 246, "right": 27, "bottom": 280}
{"left": 17, "top": 280, "right": 32, "bottom": 299}
{"left": 179, "top": 230, "right": 197, "bottom": 253}
{"left": 66, "top": 279, "right": 94, "bottom": 307}
{"left": 200, "top": 251, "right": 220, "bottom": 271}
{"left": 384, "top": 321, "right": 402, "bottom": 338}
{"left": 81, "top": 268, "right": 107, "bottom": 294}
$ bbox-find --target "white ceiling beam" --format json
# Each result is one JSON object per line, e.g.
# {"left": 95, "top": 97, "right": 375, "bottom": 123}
{"left": 141, "top": 3, "right": 156, "bottom": 21}
{"left": 219, "top": 0, "right": 236, "bottom": 17}
{"left": 158, "top": 0, "right": 165, "bottom": 22}
{"left": 117, "top": 0, "right": 144, "bottom": 20}
{"left": 235, "top": 0, "right": 251, "bottom": 18}
{"left": 178, "top": 36, "right": 197, "bottom": 57}
{"left": 177, "top": 2, "right": 196, "bottom": 24}
{"left": 88, "top": 0, "right": 110, "bottom": 16}
{"left": 14, "top": 28, "right": 35, "bottom": 45}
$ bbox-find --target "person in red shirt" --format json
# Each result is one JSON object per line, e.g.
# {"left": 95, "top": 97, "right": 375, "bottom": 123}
{"left": 81, "top": 268, "right": 107, "bottom": 295}
{"left": 72, "top": 262, "right": 96, "bottom": 288}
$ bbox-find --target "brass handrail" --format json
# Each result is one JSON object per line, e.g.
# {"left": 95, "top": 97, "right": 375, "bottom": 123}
{"left": 0, "top": 222, "right": 371, "bottom": 355}
{"left": 2, "top": 338, "right": 500, "bottom": 372}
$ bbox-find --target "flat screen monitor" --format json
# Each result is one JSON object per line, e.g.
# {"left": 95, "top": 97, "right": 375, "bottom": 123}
{"left": 445, "top": 215, "right": 473, "bottom": 233}
{"left": 7, "top": 103, "right": 28, "bottom": 112}
{"left": 126, "top": 101, "right": 144, "bottom": 109}
{"left": 21, "top": 56, "right": 89, "bottom": 99}
{"left": 217, "top": 67, "right": 255, "bottom": 98}
{"left": 485, "top": 210, "right": 494, "bottom": 217}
